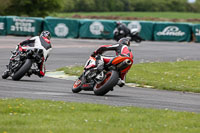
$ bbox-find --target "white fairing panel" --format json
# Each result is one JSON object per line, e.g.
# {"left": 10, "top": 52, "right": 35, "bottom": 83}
{"left": 22, "top": 36, "right": 52, "bottom": 60}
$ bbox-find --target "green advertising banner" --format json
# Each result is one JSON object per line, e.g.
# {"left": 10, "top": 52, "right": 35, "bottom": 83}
{"left": 0, "top": 16, "right": 6, "bottom": 35}
{"left": 153, "top": 22, "right": 192, "bottom": 42}
{"left": 6, "top": 16, "right": 43, "bottom": 36}
{"left": 79, "top": 19, "right": 115, "bottom": 39}
{"left": 79, "top": 19, "right": 154, "bottom": 40}
{"left": 43, "top": 17, "right": 79, "bottom": 38}
{"left": 192, "top": 24, "right": 200, "bottom": 42}
{"left": 122, "top": 21, "right": 154, "bottom": 40}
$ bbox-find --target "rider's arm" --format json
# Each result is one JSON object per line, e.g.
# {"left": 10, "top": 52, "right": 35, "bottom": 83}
{"left": 93, "top": 44, "right": 120, "bottom": 56}
{"left": 19, "top": 39, "right": 35, "bottom": 46}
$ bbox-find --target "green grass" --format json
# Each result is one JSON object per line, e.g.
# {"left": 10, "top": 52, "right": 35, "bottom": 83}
{"left": 126, "top": 61, "right": 200, "bottom": 92}
{"left": 57, "top": 66, "right": 83, "bottom": 76}
{"left": 0, "top": 98, "right": 200, "bottom": 133}
{"left": 52, "top": 11, "right": 200, "bottom": 20}
{"left": 57, "top": 61, "right": 200, "bottom": 93}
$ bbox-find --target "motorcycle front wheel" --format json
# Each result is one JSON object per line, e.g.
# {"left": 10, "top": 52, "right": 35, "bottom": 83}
{"left": 2, "top": 71, "right": 9, "bottom": 79}
{"left": 93, "top": 70, "right": 119, "bottom": 96}
{"left": 12, "top": 59, "right": 32, "bottom": 81}
{"left": 72, "top": 79, "right": 82, "bottom": 93}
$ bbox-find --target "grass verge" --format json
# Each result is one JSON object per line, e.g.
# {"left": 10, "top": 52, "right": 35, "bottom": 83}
{"left": 53, "top": 12, "right": 200, "bottom": 19}
{"left": 57, "top": 61, "right": 200, "bottom": 93}
{"left": 0, "top": 98, "right": 200, "bottom": 133}
{"left": 52, "top": 12, "right": 200, "bottom": 23}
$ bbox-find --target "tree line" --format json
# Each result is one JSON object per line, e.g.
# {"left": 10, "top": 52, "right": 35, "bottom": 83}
{"left": 0, "top": 0, "right": 200, "bottom": 17}
{"left": 62, "top": 0, "right": 200, "bottom": 12}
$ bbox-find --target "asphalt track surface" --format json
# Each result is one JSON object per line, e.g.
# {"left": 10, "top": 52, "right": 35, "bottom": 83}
{"left": 0, "top": 36, "right": 200, "bottom": 112}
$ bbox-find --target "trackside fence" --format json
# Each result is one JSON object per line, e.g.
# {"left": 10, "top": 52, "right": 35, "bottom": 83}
{"left": 0, "top": 16, "right": 200, "bottom": 42}
{"left": 6, "top": 16, "right": 43, "bottom": 36}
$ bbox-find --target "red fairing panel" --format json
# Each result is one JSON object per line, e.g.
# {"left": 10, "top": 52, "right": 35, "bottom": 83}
{"left": 103, "top": 58, "right": 111, "bottom": 64}
{"left": 42, "top": 37, "right": 50, "bottom": 44}
{"left": 121, "top": 46, "right": 133, "bottom": 59}
{"left": 85, "top": 57, "right": 96, "bottom": 69}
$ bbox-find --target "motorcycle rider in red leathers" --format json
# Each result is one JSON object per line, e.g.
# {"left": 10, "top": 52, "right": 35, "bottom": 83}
{"left": 17, "top": 31, "right": 52, "bottom": 77}
{"left": 91, "top": 37, "right": 133, "bottom": 87}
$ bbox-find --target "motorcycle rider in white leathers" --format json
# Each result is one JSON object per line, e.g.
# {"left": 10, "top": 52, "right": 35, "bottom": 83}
{"left": 17, "top": 31, "right": 52, "bottom": 77}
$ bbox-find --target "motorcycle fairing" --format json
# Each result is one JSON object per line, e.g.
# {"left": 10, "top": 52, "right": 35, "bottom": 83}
{"left": 84, "top": 56, "right": 97, "bottom": 70}
{"left": 111, "top": 56, "right": 133, "bottom": 73}
{"left": 120, "top": 45, "right": 133, "bottom": 59}
{"left": 112, "top": 56, "right": 133, "bottom": 65}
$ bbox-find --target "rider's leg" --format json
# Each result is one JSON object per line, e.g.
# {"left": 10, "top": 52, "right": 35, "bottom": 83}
{"left": 96, "top": 55, "right": 105, "bottom": 71}
{"left": 117, "top": 72, "right": 126, "bottom": 87}
{"left": 31, "top": 57, "right": 45, "bottom": 77}
{"left": 37, "top": 58, "right": 45, "bottom": 77}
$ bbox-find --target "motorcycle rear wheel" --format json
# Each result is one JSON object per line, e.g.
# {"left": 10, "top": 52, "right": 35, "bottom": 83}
{"left": 93, "top": 70, "right": 119, "bottom": 96}
{"left": 12, "top": 59, "right": 32, "bottom": 81}
{"left": 135, "top": 38, "right": 142, "bottom": 43}
{"left": 131, "top": 34, "right": 143, "bottom": 43}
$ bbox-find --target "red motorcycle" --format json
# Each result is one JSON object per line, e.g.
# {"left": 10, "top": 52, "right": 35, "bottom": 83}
{"left": 72, "top": 54, "right": 133, "bottom": 96}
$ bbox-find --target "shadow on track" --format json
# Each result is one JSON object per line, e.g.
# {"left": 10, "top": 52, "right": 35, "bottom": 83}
{"left": 3, "top": 78, "right": 45, "bottom": 83}
{"left": 72, "top": 92, "right": 130, "bottom": 98}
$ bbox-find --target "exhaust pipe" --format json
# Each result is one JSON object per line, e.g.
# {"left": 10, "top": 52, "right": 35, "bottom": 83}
{"left": 124, "top": 59, "right": 132, "bottom": 65}
{"left": 117, "top": 59, "right": 132, "bottom": 69}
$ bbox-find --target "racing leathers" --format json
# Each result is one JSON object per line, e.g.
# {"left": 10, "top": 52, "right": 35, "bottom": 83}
{"left": 91, "top": 43, "right": 133, "bottom": 87}
{"left": 17, "top": 36, "right": 52, "bottom": 77}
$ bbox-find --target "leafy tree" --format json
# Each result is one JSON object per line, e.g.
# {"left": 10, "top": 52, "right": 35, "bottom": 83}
{"left": 5, "top": 0, "right": 62, "bottom": 17}
{"left": 59, "top": 0, "right": 200, "bottom": 13}
{"left": 122, "top": 0, "right": 135, "bottom": 11}
{"left": 73, "top": 0, "right": 96, "bottom": 11}
{"left": 2, "top": 0, "right": 200, "bottom": 16}
{"left": 186, "top": 0, "right": 200, "bottom": 12}
{"left": 0, "top": 0, "right": 11, "bottom": 15}
{"left": 110, "top": 0, "right": 124, "bottom": 11}
{"left": 62, "top": 0, "right": 75, "bottom": 12}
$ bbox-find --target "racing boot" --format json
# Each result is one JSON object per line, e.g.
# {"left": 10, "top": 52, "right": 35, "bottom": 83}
{"left": 32, "top": 69, "right": 44, "bottom": 78}
{"left": 26, "top": 69, "right": 33, "bottom": 77}
{"left": 117, "top": 78, "right": 125, "bottom": 87}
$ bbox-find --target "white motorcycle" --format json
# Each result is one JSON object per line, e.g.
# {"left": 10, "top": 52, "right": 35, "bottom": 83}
{"left": 2, "top": 36, "right": 51, "bottom": 80}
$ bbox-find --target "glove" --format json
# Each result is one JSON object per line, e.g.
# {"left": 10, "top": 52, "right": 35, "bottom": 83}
{"left": 91, "top": 52, "right": 96, "bottom": 57}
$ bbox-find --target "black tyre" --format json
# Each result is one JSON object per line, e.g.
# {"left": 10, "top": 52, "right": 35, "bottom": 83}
{"left": 12, "top": 59, "right": 32, "bottom": 81}
{"left": 2, "top": 71, "right": 9, "bottom": 79}
{"left": 135, "top": 38, "right": 142, "bottom": 43}
{"left": 131, "top": 34, "right": 143, "bottom": 43}
{"left": 72, "top": 79, "right": 82, "bottom": 93}
{"left": 93, "top": 70, "right": 119, "bottom": 96}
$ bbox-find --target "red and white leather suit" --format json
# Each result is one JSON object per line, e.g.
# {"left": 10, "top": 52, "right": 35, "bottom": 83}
{"left": 92, "top": 43, "right": 133, "bottom": 80}
{"left": 18, "top": 36, "right": 52, "bottom": 77}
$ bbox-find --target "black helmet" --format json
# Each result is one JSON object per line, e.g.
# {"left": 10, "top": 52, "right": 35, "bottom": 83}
{"left": 40, "top": 31, "right": 51, "bottom": 40}
{"left": 118, "top": 37, "right": 130, "bottom": 46}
